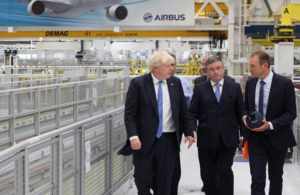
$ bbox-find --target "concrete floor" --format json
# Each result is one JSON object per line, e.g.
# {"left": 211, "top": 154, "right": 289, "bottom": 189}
{"left": 123, "top": 141, "right": 300, "bottom": 195}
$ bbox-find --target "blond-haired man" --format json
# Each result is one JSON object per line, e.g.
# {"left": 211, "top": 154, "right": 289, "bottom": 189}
{"left": 119, "top": 50, "right": 195, "bottom": 195}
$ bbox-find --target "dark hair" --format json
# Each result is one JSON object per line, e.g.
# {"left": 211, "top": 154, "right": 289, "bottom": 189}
{"left": 250, "top": 51, "right": 271, "bottom": 68}
{"left": 205, "top": 56, "right": 224, "bottom": 67}
{"left": 169, "top": 53, "right": 176, "bottom": 65}
{"left": 169, "top": 53, "right": 176, "bottom": 60}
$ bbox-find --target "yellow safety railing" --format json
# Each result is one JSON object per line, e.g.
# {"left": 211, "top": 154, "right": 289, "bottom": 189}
{"left": 177, "top": 54, "right": 202, "bottom": 75}
{"left": 190, "top": 54, "right": 202, "bottom": 75}
{"left": 129, "top": 60, "right": 148, "bottom": 75}
{"left": 177, "top": 58, "right": 192, "bottom": 75}
{"left": 129, "top": 55, "right": 202, "bottom": 76}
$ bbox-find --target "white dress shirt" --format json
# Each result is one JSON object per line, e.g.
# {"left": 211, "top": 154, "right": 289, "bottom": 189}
{"left": 254, "top": 72, "right": 274, "bottom": 129}
{"left": 242, "top": 72, "right": 274, "bottom": 130}
{"left": 129, "top": 74, "right": 175, "bottom": 141}
{"left": 210, "top": 78, "right": 224, "bottom": 95}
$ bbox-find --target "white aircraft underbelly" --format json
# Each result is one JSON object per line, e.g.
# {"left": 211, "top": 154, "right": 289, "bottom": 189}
{"left": 45, "top": 0, "right": 123, "bottom": 17}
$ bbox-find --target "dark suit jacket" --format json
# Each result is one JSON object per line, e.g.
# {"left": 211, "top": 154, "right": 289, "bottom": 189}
{"left": 119, "top": 73, "right": 194, "bottom": 155}
{"left": 190, "top": 79, "right": 245, "bottom": 149}
{"left": 195, "top": 75, "right": 235, "bottom": 85}
{"left": 243, "top": 73, "right": 297, "bottom": 150}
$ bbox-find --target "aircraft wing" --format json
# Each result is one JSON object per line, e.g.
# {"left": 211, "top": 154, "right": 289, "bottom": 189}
{"left": 120, "top": 0, "right": 150, "bottom": 6}
{"left": 13, "top": 0, "right": 72, "bottom": 11}
{"left": 42, "top": 1, "right": 72, "bottom": 11}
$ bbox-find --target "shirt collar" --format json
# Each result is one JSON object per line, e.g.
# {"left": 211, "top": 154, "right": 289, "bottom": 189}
{"left": 210, "top": 78, "right": 224, "bottom": 87}
{"left": 259, "top": 71, "right": 273, "bottom": 85}
{"left": 151, "top": 73, "right": 167, "bottom": 85}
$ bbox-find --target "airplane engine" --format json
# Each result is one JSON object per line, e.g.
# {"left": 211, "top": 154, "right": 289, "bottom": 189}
{"left": 27, "top": 1, "right": 45, "bottom": 17}
{"left": 106, "top": 4, "right": 128, "bottom": 22}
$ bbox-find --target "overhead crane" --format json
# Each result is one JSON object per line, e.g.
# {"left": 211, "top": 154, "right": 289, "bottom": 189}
{"left": 245, "top": 4, "right": 300, "bottom": 46}
{"left": 271, "top": 4, "right": 300, "bottom": 43}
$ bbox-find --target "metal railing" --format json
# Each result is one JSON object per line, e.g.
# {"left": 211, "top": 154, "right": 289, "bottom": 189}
{"left": 0, "top": 107, "right": 133, "bottom": 195}
{"left": 0, "top": 76, "right": 129, "bottom": 150}
{"left": 0, "top": 76, "right": 85, "bottom": 90}
{"left": 0, "top": 66, "right": 129, "bottom": 83}
{"left": 16, "top": 58, "right": 132, "bottom": 66}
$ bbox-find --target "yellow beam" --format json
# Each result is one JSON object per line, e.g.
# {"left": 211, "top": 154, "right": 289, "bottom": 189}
{"left": 252, "top": 38, "right": 300, "bottom": 46}
{"left": 195, "top": 2, "right": 228, "bottom": 16}
{"left": 0, "top": 30, "right": 228, "bottom": 38}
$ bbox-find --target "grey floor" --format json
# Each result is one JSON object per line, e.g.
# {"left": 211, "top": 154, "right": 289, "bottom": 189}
{"left": 124, "top": 140, "right": 300, "bottom": 195}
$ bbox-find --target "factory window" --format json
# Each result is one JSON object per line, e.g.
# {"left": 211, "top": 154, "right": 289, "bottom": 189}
{"left": 69, "top": 55, "right": 76, "bottom": 59}
{"left": 18, "top": 54, "right": 31, "bottom": 59}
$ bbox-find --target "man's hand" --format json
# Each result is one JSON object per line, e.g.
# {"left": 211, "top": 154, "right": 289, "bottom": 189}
{"left": 239, "top": 138, "right": 243, "bottom": 148}
{"left": 193, "top": 131, "right": 197, "bottom": 141}
{"left": 252, "top": 120, "right": 270, "bottom": 132}
{"left": 185, "top": 132, "right": 196, "bottom": 149}
{"left": 130, "top": 138, "right": 142, "bottom": 150}
{"left": 243, "top": 117, "right": 252, "bottom": 130}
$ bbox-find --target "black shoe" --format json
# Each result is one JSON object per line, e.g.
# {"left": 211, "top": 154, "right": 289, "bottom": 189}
{"left": 201, "top": 186, "right": 205, "bottom": 192}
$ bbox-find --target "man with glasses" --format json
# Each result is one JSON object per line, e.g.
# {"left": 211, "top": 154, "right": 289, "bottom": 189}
{"left": 194, "top": 55, "right": 235, "bottom": 193}
{"left": 195, "top": 55, "right": 235, "bottom": 85}
{"left": 190, "top": 56, "right": 245, "bottom": 195}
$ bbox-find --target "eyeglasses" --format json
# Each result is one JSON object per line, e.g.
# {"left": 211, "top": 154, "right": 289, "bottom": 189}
{"left": 208, "top": 66, "right": 223, "bottom": 73}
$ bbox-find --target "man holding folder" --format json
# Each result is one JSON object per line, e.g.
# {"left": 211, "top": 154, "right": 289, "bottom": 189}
{"left": 243, "top": 51, "right": 297, "bottom": 195}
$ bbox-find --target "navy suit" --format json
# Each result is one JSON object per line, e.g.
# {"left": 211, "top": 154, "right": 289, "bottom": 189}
{"left": 119, "top": 73, "right": 193, "bottom": 195}
{"left": 190, "top": 79, "right": 244, "bottom": 195}
{"left": 243, "top": 73, "right": 296, "bottom": 195}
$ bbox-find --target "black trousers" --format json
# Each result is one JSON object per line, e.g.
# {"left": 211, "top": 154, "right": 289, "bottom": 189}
{"left": 152, "top": 146, "right": 181, "bottom": 195}
{"left": 248, "top": 132, "right": 287, "bottom": 195}
{"left": 133, "top": 133, "right": 179, "bottom": 195}
{"left": 198, "top": 136, "right": 236, "bottom": 195}
{"left": 170, "top": 154, "right": 181, "bottom": 195}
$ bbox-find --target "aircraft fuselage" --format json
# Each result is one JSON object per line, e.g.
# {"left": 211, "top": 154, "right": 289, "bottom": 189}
{"left": 45, "top": 0, "right": 123, "bottom": 17}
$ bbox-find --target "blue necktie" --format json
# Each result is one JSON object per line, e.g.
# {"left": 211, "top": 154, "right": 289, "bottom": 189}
{"left": 156, "top": 81, "right": 163, "bottom": 138}
{"left": 215, "top": 83, "right": 221, "bottom": 102}
{"left": 259, "top": 81, "right": 265, "bottom": 117}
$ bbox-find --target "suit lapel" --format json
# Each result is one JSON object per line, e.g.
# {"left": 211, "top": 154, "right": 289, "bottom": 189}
{"left": 266, "top": 73, "right": 278, "bottom": 115}
{"left": 205, "top": 81, "right": 218, "bottom": 104}
{"left": 145, "top": 74, "right": 158, "bottom": 117}
{"left": 250, "top": 78, "right": 258, "bottom": 111}
{"left": 219, "top": 79, "right": 229, "bottom": 105}
{"left": 167, "top": 77, "right": 176, "bottom": 117}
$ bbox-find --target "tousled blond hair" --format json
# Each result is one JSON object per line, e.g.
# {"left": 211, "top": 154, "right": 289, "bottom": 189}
{"left": 147, "top": 50, "right": 172, "bottom": 72}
